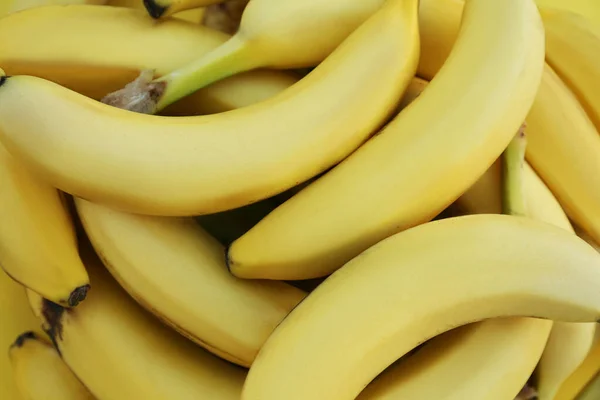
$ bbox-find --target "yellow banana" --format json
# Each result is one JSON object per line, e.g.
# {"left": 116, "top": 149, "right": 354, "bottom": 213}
{"left": 173, "top": 7, "right": 206, "bottom": 23}
{"left": 132, "top": 0, "right": 388, "bottom": 111}
{"left": 75, "top": 198, "right": 306, "bottom": 367}
{"left": 541, "top": 8, "right": 600, "bottom": 133}
{"left": 347, "top": 84, "right": 548, "bottom": 400}
{"left": 357, "top": 318, "right": 551, "bottom": 400}
{"left": 416, "top": 1, "right": 600, "bottom": 247}
{"left": 0, "top": 5, "right": 297, "bottom": 115}
{"left": 0, "top": 144, "right": 89, "bottom": 307}
{"left": 0, "top": 0, "right": 419, "bottom": 216}
{"left": 228, "top": 0, "right": 545, "bottom": 280}
{"left": 29, "top": 245, "right": 245, "bottom": 399}
{"left": 458, "top": 160, "right": 597, "bottom": 400}
{"left": 575, "top": 225, "right": 600, "bottom": 252}
{"left": 525, "top": 64, "right": 600, "bottom": 252}
{"left": 0, "top": 270, "right": 43, "bottom": 400}
{"left": 535, "top": 0, "right": 600, "bottom": 25}
{"left": 144, "top": 0, "right": 218, "bottom": 18}
{"left": 9, "top": 332, "right": 94, "bottom": 400}
{"left": 241, "top": 214, "right": 600, "bottom": 400}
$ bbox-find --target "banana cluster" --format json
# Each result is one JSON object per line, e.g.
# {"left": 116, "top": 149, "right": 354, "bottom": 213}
{"left": 0, "top": 0, "right": 599, "bottom": 399}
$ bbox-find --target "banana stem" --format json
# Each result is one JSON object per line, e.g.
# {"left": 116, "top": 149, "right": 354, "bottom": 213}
{"left": 502, "top": 124, "right": 528, "bottom": 217}
{"left": 154, "top": 35, "right": 258, "bottom": 112}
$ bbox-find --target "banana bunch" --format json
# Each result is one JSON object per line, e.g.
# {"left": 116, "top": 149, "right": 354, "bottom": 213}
{"left": 0, "top": 0, "right": 599, "bottom": 399}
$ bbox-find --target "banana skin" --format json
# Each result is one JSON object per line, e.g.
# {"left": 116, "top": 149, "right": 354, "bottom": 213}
{"left": 241, "top": 214, "right": 600, "bottom": 400}
{"left": 0, "top": 0, "right": 419, "bottom": 216}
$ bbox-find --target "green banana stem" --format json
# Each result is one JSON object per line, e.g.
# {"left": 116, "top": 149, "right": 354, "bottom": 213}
{"left": 154, "top": 35, "right": 258, "bottom": 112}
{"left": 502, "top": 124, "right": 528, "bottom": 217}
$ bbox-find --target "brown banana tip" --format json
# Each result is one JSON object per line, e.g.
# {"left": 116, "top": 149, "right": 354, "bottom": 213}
{"left": 68, "top": 284, "right": 90, "bottom": 307}
{"left": 143, "top": 0, "right": 168, "bottom": 19}
{"left": 0, "top": 75, "right": 8, "bottom": 87}
{"left": 11, "top": 331, "right": 37, "bottom": 349}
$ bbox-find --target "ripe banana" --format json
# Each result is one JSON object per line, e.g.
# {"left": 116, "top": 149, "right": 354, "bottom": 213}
{"left": 357, "top": 318, "right": 551, "bottom": 400}
{"left": 457, "top": 160, "right": 597, "bottom": 400}
{"left": 0, "top": 5, "right": 296, "bottom": 115}
{"left": 0, "top": 144, "right": 89, "bottom": 307}
{"left": 29, "top": 245, "right": 246, "bottom": 399}
{"left": 0, "top": 269, "right": 43, "bottom": 399}
{"left": 525, "top": 64, "right": 600, "bottom": 252}
{"left": 228, "top": 0, "right": 545, "bottom": 280}
{"left": 75, "top": 198, "right": 306, "bottom": 367}
{"left": 144, "top": 0, "right": 219, "bottom": 18}
{"left": 576, "top": 364, "right": 600, "bottom": 400}
{"left": 541, "top": 8, "right": 600, "bottom": 133}
{"left": 9, "top": 331, "right": 94, "bottom": 400}
{"left": 349, "top": 84, "right": 549, "bottom": 400}
{"left": 0, "top": 0, "right": 419, "bottom": 216}
{"left": 136, "top": 0, "right": 387, "bottom": 110}
{"left": 241, "top": 214, "right": 600, "bottom": 400}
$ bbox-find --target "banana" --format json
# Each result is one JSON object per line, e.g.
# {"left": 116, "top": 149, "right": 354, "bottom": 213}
{"left": 241, "top": 214, "right": 600, "bottom": 400}
{"left": 202, "top": 0, "right": 248, "bottom": 34}
{"left": 75, "top": 198, "right": 306, "bottom": 367}
{"left": 541, "top": 8, "right": 600, "bottom": 133}
{"left": 228, "top": 0, "right": 545, "bottom": 280}
{"left": 130, "top": 0, "right": 387, "bottom": 111}
{"left": 0, "top": 5, "right": 297, "bottom": 115}
{"left": 9, "top": 331, "right": 94, "bottom": 400}
{"left": 348, "top": 90, "right": 549, "bottom": 400}
{"left": 173, "top": 7, "right": 206, "bottom": 23}
{"left": 0, "top": 143, "right": 89, "bottom": 307}
{"left": 144, "top": 0, "right": 219, "bottom": 18}
{"left": 458, "top": 160, "right": 597, "bottom": 400}
{"left": 0, "top": 269, "right": 43, "bottom": 400}
{"left": 575, "top": 225, "right": 600, "bottom": 252}
{"left": 356, "top": 318, "right": 551, "bottom": 400}
{"left": 29, "top": 245, "right": 246, "bottom": 399}
{"left": 0, "top": 0, "right": 419, "bottom": 216}
{"left": 525, "top": 64, "right": 600, "bottom": 252}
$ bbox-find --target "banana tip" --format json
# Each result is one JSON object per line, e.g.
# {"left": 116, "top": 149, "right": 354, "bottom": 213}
{"left": 42, "top": 299, "right": 66, "bottom": 353}
{"left": 11, "top": 331, "right": 37, "bottom": 349}
{"left": 143, "top": 0, "right": 167, "bottom": 19}
{"left": 68, "top": 284, "right": 90, "bottom": 307}
{"left": 0, "top": 75, "right": 7, "bottom": 87}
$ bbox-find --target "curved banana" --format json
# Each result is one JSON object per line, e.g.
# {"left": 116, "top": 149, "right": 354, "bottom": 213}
{"left": 144, "top": 0, "right": 219, "bottom": 18}
{"left": 541, "top": 8, "right": 600, "bottom": 133}
{"left": 135, "top": 0, "right": 388, "bottom": 110}
{"left": 75, "top": 198, "right": 306, "bottom": 367}
{"left": 0, "top": 270, "right": 43, "bottom": 399}
{"left": 228, "top": 0, "right": 545, "bottom": 280}
{"left": 458, "top": 160, "right": 597, "bottom": 400}
{"left": 29, "top": 245, "right": 246, "bottom": 399}
{"left": 357, "top": 318, "right": 551, "bottom": 400}
{"left": 0, "top": 5, "right": 296, "bottom": 115}
{"left": 525, "top": 64, "right": 600, "bottom": 253}
{"left": 0, "top": 0, "right": 419, "bottom": 216}
{"left": 9, "top": 331, "right": 94, "bottom": 400}
{"left": 0, "top": 144, "right": 89, "bottom": 307}
{"left": 241, "top": 214, "right": 600, "bottom": 400}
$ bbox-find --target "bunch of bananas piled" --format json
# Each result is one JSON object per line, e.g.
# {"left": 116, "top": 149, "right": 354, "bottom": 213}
{"left": 0, "top": 0, "right": 599, "bottom": 399}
